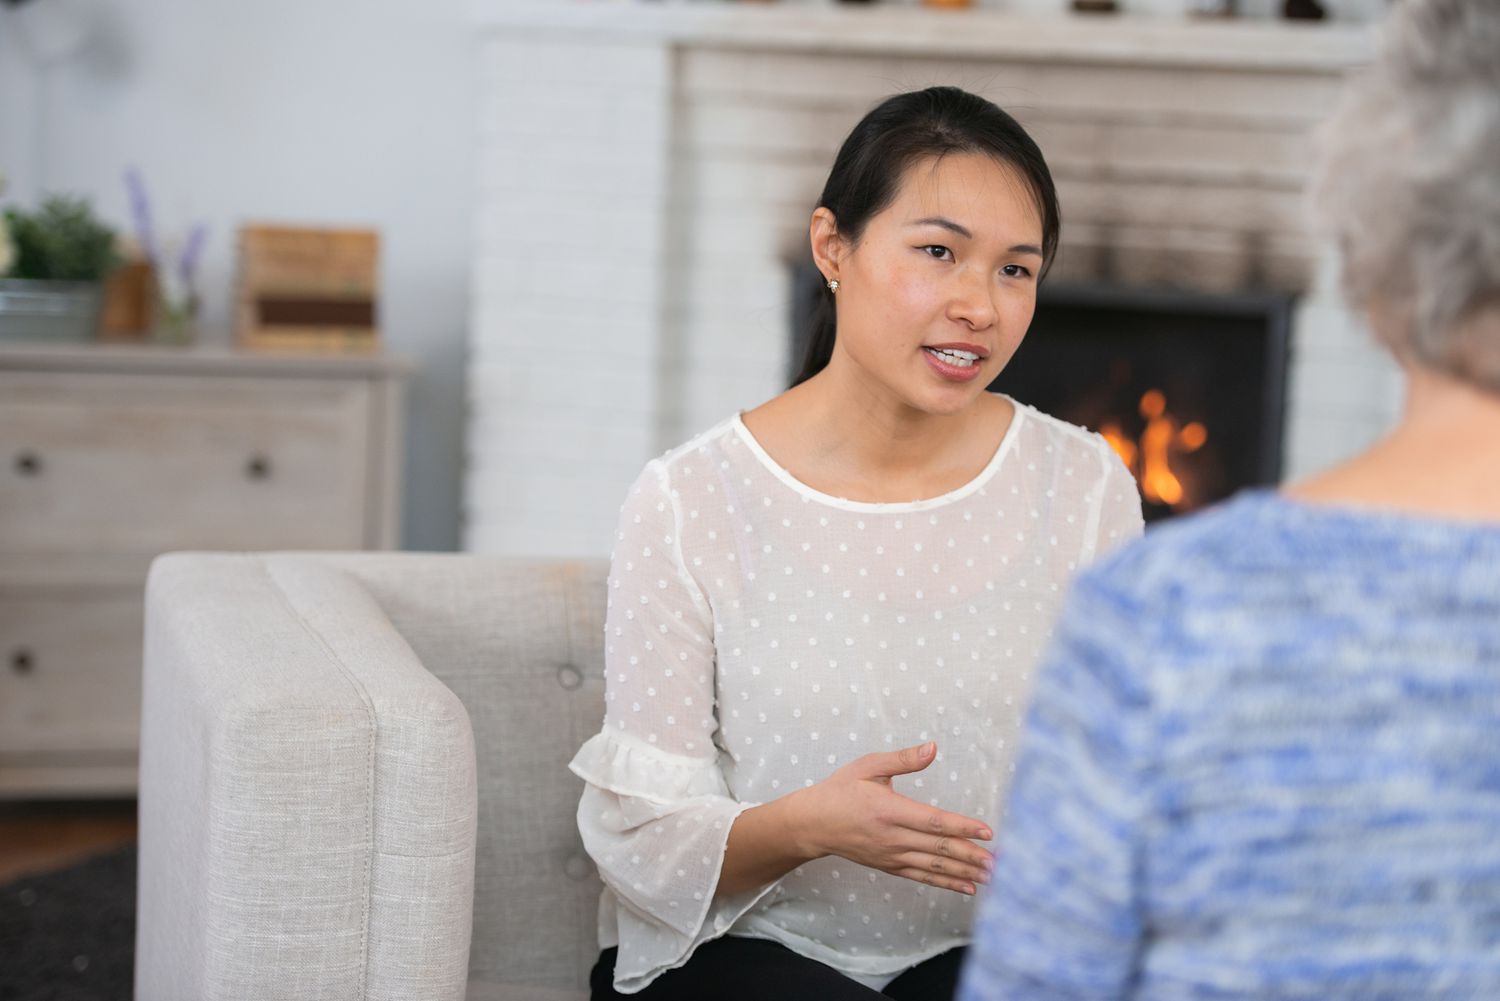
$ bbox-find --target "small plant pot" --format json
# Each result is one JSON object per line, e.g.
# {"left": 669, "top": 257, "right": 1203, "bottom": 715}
{"left": 0, "top": 278, "right": 104, "bottom": 344}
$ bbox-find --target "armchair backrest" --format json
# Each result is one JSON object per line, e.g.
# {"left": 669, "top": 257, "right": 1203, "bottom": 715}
{"left": 322, "top": 555, "right": 609, "bottom": 994}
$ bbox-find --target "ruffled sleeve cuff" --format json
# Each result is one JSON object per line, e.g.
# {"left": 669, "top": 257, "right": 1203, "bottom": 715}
{"left": 571, "top": 727, "right": 788, "bottom": 994}
{"left": 606, "top": 860, "right": 785, "bottom": 995}
{"left": 569, "top": 727, "right": 729, "bottom": 803}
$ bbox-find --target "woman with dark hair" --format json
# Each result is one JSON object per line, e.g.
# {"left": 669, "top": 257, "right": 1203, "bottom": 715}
{"left": 572, "top": 86, "right": 1143, "bottom": 1000}
{"left": 956, "top": 1, "right": 1500, "bottom": 998}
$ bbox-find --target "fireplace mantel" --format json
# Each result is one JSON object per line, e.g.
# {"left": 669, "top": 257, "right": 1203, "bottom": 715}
{"left": 477, "top": 1, "right": 1374, "bottom": 73}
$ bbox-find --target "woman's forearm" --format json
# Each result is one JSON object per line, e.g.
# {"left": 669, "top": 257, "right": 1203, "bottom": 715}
{"left": 717, "top": 789, "right": 822, "bottom": 898}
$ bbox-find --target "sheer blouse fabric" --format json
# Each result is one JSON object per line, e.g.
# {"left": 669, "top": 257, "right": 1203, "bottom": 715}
{"left": 570, "top": 396, "right": 1145, "bottom": 993}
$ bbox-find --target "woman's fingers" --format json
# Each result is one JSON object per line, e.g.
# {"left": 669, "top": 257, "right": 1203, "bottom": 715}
{"left": 889, "top": 797, "right": 993, "bottom": 844}
{"left": 856, "top": 741, "right": 938, "bottom": 779}
{"left": 927, "top": 832, "right": 996, "bottom": 873}
{"left": 819, "top": 747, "right": 998, "bottom": 893}
{"left": 894, "top": 849, "right": 991, "bottom": 888}
{"left": 893, "top": 865, "right": 980, "bottom": 896}
{"left": 886, "top": 821, "right": 995, "bottom": 871}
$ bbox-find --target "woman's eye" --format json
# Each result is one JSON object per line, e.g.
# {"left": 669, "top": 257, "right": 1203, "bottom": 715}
{"left": 1001, "top": 264, "right": 1033, "bottom": 279}
{"left": 920, "top": 245, "right": 953, "bottom": 261}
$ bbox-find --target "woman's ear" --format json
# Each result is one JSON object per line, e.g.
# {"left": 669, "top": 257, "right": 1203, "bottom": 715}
{"left": 809, "top": 207, "right": 843, "bottom": 285}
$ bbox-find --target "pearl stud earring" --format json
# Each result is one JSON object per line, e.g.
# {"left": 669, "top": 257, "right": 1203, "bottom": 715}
{"left": 827, "top": 279, "right": 840, "bottom": 292}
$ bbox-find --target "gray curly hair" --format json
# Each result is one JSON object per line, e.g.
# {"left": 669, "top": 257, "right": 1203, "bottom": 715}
{"left": 1312, "top": 0, "right": 1500, "bottom": 392}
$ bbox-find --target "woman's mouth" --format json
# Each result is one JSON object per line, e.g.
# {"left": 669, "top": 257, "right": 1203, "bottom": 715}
{"left": 922, "top": 346, "right": 985, "bottom": 382}
{"left": 924, "top": 347, "right": 980, "bottom": 367}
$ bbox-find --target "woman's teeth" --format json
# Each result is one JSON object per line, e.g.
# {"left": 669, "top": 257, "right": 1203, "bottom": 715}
{"left": 925, "top": 347, "right": 979, "bottom": 368}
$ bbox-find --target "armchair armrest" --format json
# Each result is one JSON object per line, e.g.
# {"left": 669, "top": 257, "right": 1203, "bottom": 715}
{"left": 135, "top": 552, "right": 477, "bottom": 1001}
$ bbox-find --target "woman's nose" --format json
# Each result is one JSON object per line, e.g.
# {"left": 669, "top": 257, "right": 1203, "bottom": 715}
{"left": 947, "top": 269, "right": 997, "bottom": 330}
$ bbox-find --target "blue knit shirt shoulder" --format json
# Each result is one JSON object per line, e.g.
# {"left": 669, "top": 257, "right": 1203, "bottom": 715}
{"left": 958, "top": 490, "right": 1500, "bottom": 1001}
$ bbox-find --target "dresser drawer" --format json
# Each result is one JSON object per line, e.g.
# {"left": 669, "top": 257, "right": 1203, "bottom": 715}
{"left": 0, "top": 588, "right": 143, "bottom": 754}
{"left": 0, "top": 371, "right": 372, "bottom": 554}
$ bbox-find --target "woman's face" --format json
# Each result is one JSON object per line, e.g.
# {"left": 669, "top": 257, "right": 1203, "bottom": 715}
{"left": 815, "top": 152, "right": 1045, "bottom": 416}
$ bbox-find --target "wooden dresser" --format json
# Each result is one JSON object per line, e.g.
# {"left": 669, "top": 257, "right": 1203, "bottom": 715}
{"left": 0, "top": 344, "right": 410, "bottom": 797}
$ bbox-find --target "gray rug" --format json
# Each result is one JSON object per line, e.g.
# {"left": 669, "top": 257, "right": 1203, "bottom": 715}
{"left": 0, "top": 846, "right": 135, "bottom": 1001}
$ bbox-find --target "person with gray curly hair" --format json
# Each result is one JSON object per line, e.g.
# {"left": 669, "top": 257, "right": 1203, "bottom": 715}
{"left": 956, "top": 0, "right": 1500, "bottom": 998}
{"left": 1315, "top": 0, "right": 1500, "bottom": 399}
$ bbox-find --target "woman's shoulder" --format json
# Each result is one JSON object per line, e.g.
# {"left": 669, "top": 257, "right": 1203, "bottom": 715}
{"left": 633, "top": 415, "right": 743, "bottom": 480}
{"left": 1003, "top": 396, "right": 1126, "bottom": 477}
{"left": 613, "top": 417, "right": 746, "bottom": 540}
{"left": 616, "top": 414, "right": 749, "bottom": 512}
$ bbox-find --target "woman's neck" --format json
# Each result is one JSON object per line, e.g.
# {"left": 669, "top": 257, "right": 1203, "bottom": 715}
{"left": 1287, "top": 364, "right": 1500, "bottom": 522}
{"left": 744, "top": 360, "right": 1010, "bottom": 503}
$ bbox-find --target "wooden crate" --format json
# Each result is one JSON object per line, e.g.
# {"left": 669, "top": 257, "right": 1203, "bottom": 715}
{"left": 235, "top": 225, "right": 379, "bottom": 352}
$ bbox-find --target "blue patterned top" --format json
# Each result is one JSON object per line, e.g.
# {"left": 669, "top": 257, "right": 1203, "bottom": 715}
{"left": 958, "top": 490, "right": 1500, "bottom": 1000}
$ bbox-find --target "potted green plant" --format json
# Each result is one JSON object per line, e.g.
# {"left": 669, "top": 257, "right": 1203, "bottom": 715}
{"left": 0, "top": 193, "right": 121, "bottom": 344}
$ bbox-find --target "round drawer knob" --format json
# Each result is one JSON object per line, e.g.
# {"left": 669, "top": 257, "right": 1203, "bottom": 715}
{"left": 564, "top": 854, "right": 592, "bottom": 881}
{"left": 556, "top": 666, "right": 583, "bottom": 691}
{"left": 10, "top": 648, "right": 35, "bottom": 676}
{"left": 13, "top": 451, "right": 42, "bottom": 476}
{"left": 245, "top": 454, "right": 272, "bottom": 481}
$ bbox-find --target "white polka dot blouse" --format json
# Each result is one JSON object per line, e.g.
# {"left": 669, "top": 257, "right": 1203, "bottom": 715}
{"left": 570, "top": 394, "right": 1145, "bottom": 993}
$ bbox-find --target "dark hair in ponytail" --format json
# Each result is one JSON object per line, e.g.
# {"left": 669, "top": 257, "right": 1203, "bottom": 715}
{"left": 791, "top": 86, "right": 1061, "bottom": 388}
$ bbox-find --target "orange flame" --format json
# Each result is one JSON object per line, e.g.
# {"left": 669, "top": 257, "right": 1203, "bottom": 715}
{"left": 1102, "top": 389, "right": 1208, "bottom": 510}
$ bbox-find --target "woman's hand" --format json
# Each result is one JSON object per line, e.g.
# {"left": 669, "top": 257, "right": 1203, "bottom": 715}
{"left": 790, "top": 741, "right": 995, "bottom": 895}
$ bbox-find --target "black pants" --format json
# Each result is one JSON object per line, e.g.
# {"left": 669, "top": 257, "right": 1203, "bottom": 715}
{"left": 590, "top": 936, "right": 966, "bottom": 1000}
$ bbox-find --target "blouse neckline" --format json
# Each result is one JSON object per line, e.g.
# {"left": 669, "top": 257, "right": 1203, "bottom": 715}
{"left": 729, "top": 393, "right": 1026, "bottom": 514}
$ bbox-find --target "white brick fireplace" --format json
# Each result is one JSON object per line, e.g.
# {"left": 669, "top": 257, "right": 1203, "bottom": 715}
{"left": 467, "top": 1, "right": 1397, "bottom": 558}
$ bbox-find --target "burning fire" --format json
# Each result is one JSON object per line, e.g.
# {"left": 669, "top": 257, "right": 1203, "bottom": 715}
{"left": 1100, "top": 389, "right": 1208, "bottom": 509}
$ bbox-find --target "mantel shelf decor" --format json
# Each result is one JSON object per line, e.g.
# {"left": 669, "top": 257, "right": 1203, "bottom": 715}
{"left": 474, "top": 2, "right": 1374, "bottom": 72}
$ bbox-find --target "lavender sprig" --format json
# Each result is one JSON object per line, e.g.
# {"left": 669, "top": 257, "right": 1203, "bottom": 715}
{"left": 178, "top": 221, "right": 207, "bottom": 292}
{"left": 124, "top": 166, "right": 159, "bottom": 267}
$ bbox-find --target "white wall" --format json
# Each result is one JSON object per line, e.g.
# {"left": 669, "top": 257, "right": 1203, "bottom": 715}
{"left": 0, "top": 0, "right": 475, "bottom": 550}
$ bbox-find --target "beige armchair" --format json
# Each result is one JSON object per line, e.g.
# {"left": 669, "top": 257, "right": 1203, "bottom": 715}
{"left": 134, "top": 552, "right": 609, "bottom": 1000}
